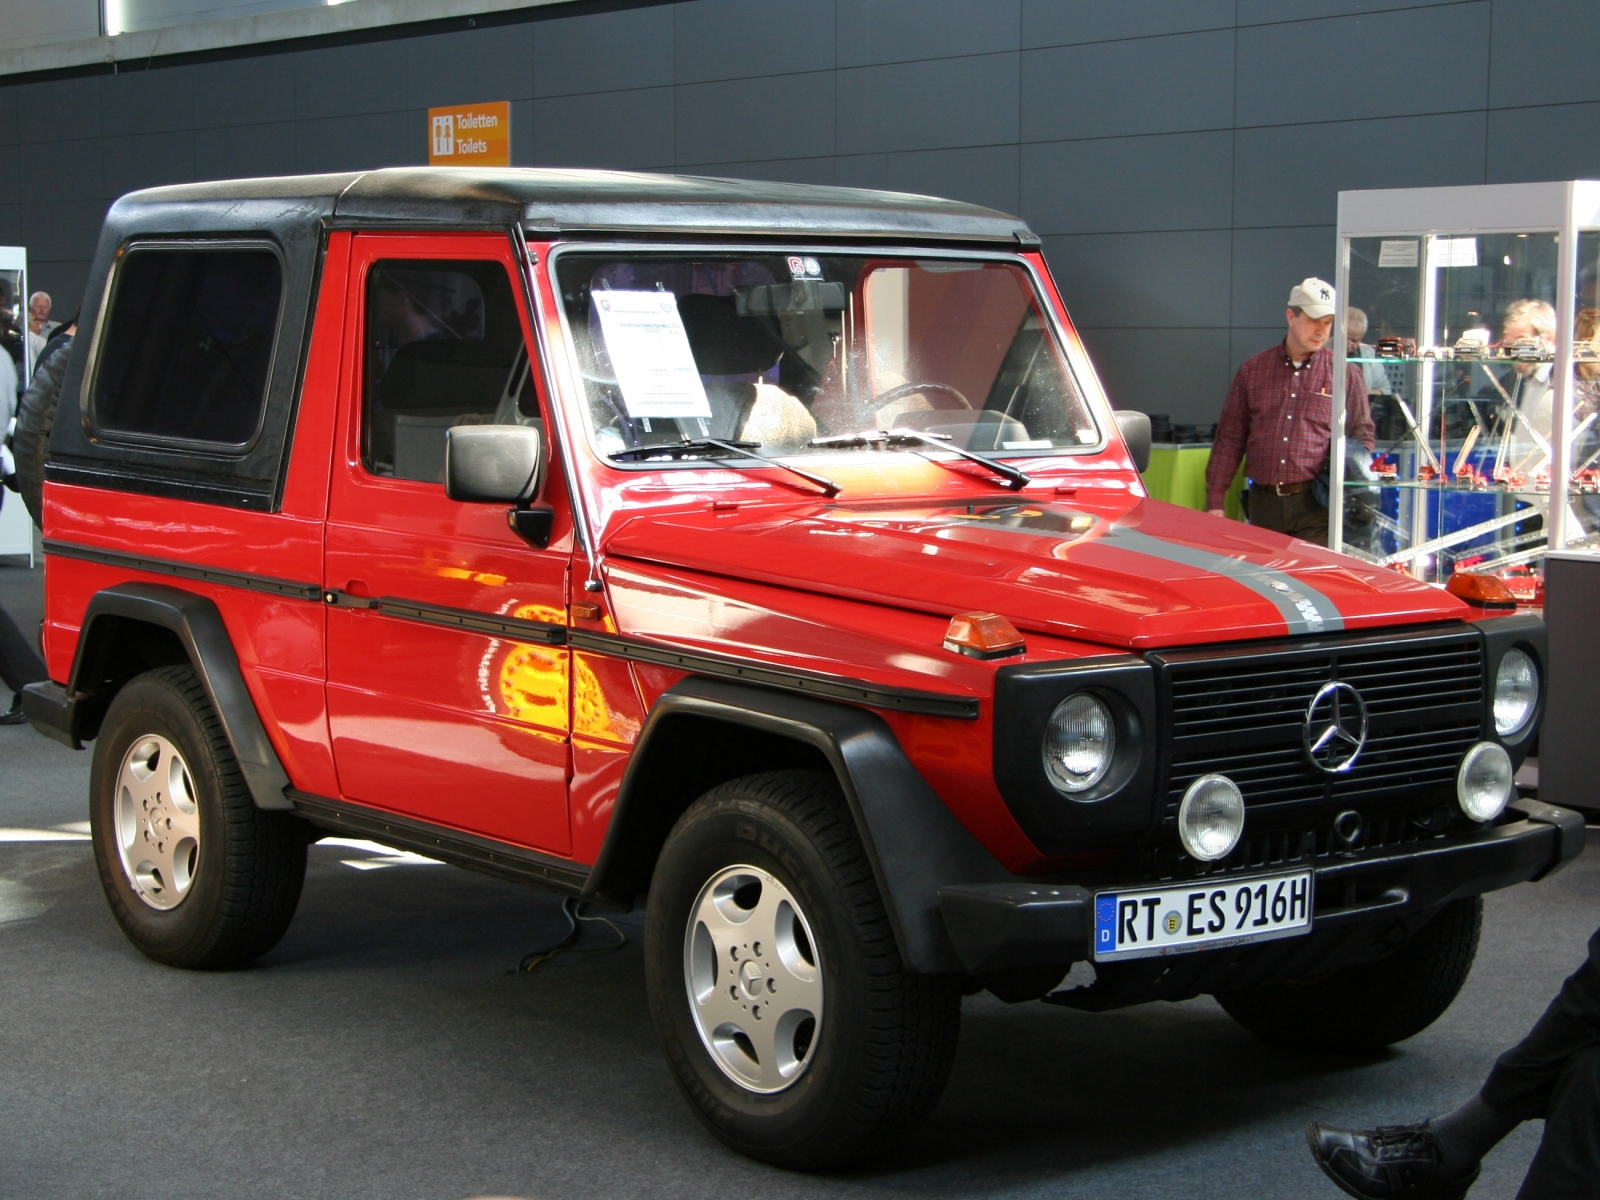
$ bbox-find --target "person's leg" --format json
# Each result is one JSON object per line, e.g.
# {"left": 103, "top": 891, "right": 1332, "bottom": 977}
{"left": 1248, "top": 487, "right": 1287, "bottom": 533}
{"left": 1308, "top": 924, "right": 1600, "bottom": 1199}
{"left": 1482, "top": 924, "right": 1600, "bottom": 1123}
{"left": 0, "top": 601, "right": 46, "bottom": 722}
{"left": 1514, "top": 1046, "right": 1600, "bottom": 1200}
{"left": 1281, "top": 493, "right": 1330, "bottom": 546}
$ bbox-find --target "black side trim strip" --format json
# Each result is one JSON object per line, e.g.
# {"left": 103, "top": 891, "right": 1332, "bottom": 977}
{"left": 44, "top": 540, "right": 322, "bottom": 601}
{"left": 373, "top": 596, "right": 568, "bottom": 645}
{"left": 289, "top": 790, "right": 592, "bottom": 894}
{"left": 44, "top": 461, "right": 275, "bottom": 511}
{"left": 569, "top": 629, "right": 979, "bottom": 720}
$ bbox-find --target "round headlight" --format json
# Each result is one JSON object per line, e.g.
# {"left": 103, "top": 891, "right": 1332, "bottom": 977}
{"left": 1457, "top": 741, "right": 1514, "bottom": 822}
{"left": 1178, "top": 774, "right": 1246, "bottom": 862}
{"left": 1042, "top": 693, "right": 1115, "bottom": 794}
{"left": 1493, "top": 648, "right": 1538, "bottom": 738}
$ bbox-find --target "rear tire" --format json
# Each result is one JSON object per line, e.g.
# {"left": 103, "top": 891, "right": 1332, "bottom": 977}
{"left": 90, "top": 665, "right": 307, "bottom": 969}
{"left": 644, "top": 769, "right": 961, "bottom": 1169}
{"left": 1215, "top": 896, "right": 1482, "bottom": 1052}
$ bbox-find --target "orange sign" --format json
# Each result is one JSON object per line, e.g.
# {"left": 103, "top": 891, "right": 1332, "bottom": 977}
{"left": 428, "top": 101, "right": 511, "bottom": 167}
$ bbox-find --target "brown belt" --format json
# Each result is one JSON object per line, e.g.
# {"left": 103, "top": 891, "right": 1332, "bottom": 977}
{"left": 1251, "top": 480, "right": 1313, "bottom": 496}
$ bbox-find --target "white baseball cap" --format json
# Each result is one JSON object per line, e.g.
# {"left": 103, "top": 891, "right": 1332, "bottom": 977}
{"left": 1289, "top": 277, "right": 1336, "bottom": 319}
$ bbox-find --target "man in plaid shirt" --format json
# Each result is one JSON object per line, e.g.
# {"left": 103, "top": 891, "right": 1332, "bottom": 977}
{"left": 1205, "top": 278, "right": 1375, "bottom": 546}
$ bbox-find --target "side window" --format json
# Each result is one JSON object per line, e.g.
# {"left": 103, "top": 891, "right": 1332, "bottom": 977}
{"left": 92, "top": 245, "right": 283, "bottom": 447}
{"left": 363, "top": 259, "right": 537, "bottom": 483}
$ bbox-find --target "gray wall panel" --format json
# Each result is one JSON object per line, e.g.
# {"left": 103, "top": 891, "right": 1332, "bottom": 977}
{"left": 191, "top": 120, "right": 301, "bottom": 181}
{"left": 1021, "top": 0, "right": 1234, "bottom": 47}
{"left": 532, "top": 5, "right": 674, "bottom": 97}
{"left": 28, "top": 138, "right": 103, "bottom": 203}
{"left": 836, "top": 54, "right": 1018, "bottom": 155}
{"left": 406, "top": 22, "right": 534, "bottom": 109}
{"left": 1231, "top": 225, "right": 1337, "bottom": 327}
{"left": 1485, "top": 101, "right": 1600, "bottom": 184}
{"left": 1488, "top": 0, "right": 1600, "bottom": 109}
{"left": 1237, "top": 0, "right": 1475, "bottom": 23}
{"left": 1021, "top": 31, "right": 1235, "bottom": 142}
{"left": 1078, "top": 327, "right": 1234, "bottom": 424}
{"left": 672, "top": 0, "right": 835, "bottom": 84}
{"left": 837, "top": 0, "right": 1020, "bottom": 66}
{"left": 103, "top": 130, "right": 195, "bottom": 197}
{"left": 1232, "top": 112, "right": 1488, "bottom": 228}
{"left": 0, "top": 147, "right": 19, "bottom": 208}
{"left": 102, "top": 68, "right": 195, "bottom": 138}
{"left": 15, "top": 75, "right": 104, "bottom": 142}
{"left": 884, "top": 145, "right": 1020, "bottom": 215}
{"left": 1045, "top": 230, "right": 1233, "bottom": 330}
{"left": 189, "top": 55, "right": 296, "bottom": 129}
{"left": 1236, "top": 4, "right": 1491, "bottom": 126}
{"left": 535, "top": 87, "right": 676, "bottom": 170}
{"left": 294, "top": 41, "right": 412, "bottom": 121}
{"left": 1022, "top": 131, "right": 1233, "bottom": 234}
{"left": 1231, "top": 326, "right": 1294, "bottom": 374}
{"left": 676, "top": 72, "right": 834, "bottom": 163}
{"left": 294, "top": 112, "right": 420, "bottom": 176}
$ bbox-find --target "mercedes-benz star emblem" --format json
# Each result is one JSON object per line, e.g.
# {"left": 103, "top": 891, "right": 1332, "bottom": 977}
{"left": 1303, "top": 681, "right": 1368, "bottom": 774}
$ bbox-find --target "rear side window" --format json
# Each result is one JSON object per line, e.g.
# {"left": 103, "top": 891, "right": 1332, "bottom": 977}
{"left": 92, "top": 245, "right": 283, "bottom": 447}
{"left": 362, "top": 259, "right": 535, "bottom": 483}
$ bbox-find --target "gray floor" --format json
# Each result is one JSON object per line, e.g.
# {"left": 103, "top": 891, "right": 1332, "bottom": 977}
{"left": 0, "top": 557, "right": 1593, "bottom": 1200}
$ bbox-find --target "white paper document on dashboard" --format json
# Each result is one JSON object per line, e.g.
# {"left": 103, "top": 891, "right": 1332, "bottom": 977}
{"left": 593, "top": 290, "right": 713, "bottom": 419}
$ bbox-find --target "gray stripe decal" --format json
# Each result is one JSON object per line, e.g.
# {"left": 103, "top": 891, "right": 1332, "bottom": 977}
{"left": 1097, "top": 526, "right": 1345, "bottom": 635}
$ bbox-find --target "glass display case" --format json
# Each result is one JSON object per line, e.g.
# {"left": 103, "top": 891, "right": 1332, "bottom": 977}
{"left": 1332, "top": 182, "right": 1600, "bottom": 597}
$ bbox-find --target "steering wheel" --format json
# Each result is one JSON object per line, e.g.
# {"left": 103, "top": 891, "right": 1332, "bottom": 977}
{"left": 864, "top": 380, "right": 973, "bottom": 416}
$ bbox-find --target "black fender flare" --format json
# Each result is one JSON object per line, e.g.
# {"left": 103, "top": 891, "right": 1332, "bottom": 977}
{"left": 24, "top": 581, "right": 293, "bottom": 811}
{"left": 584, "top": 676, "right": 1009, "bottom": 975}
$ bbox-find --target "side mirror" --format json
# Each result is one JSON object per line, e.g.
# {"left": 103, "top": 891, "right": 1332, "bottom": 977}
{"left": 445, "top": 425, "right": 543, "bottom": 504}
{"left": 1114, "top": 410, "right": 1152, "bottom": 473}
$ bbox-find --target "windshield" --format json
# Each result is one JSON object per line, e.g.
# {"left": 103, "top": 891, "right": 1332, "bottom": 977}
{"left": 554, "top": 251, "right": 1099, "bottom": 463}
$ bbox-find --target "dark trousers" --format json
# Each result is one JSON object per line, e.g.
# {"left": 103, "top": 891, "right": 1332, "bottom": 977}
{"left": 1482, "top": 924, "right": 1600, "bottom": 1198}
{"left": 0, "top": 602, "right": 45, "bottom": 695}
{"left": 1247, "top": 485, "right": 1329, "bottom": 546}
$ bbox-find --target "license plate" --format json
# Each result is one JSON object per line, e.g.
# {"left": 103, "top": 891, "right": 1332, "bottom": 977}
{"left": 1092, "top": 870, "right": 1314, "bottom": 962}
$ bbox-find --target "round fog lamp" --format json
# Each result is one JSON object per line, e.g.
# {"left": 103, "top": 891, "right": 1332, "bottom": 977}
{"left": 1042, "top": 693, "right": 1115, "bottom": 794}
{"left": 1457, "top": 741, "right": 1514, "bottom": 822}
{"left": 1178, "top": 774, "right": 1246, "bottom": 862}
{"left": 1493, "top": 648, "right": 1537, "bottom": 737}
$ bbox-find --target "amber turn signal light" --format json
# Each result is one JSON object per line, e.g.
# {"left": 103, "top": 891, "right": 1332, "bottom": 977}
{"left": 943, "top": 611, "right": 1026, "bottom": 659}
{"left": 1446, "top": 572, "right": 1518, "bottom": 609}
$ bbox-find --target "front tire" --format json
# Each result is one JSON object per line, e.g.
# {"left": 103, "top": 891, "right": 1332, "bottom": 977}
{"left": 90, "top": 665, "right": 308, "bottom": 969}
{"left": 644, "top": 770, "right": 961, "bottom": 1169}
{"left": 1215, "top": 896, "right": 1483, "bottom": 1052}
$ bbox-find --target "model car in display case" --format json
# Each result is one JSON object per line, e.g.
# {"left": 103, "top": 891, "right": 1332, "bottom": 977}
{"left": 14, "top": 170, "right": 1582, "bottom": 1170}
{"left": 1333, "top": 181, "right": 1600, "bottom": 589}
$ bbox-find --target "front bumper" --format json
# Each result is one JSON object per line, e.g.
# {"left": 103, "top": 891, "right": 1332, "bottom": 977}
{"left": 937, "top": 798, "right": 1585, "bottom": 978}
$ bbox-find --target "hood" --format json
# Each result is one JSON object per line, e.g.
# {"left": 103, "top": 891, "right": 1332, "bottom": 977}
{"left": 602, "top": 495, "right": 1467, "bottom": 651}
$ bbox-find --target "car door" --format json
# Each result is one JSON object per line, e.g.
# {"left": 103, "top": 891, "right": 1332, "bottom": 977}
{"left": 323, "top": 232, "right": 574, "bottom": 854}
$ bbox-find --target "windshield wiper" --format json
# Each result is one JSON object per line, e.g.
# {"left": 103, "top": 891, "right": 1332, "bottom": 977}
{"left": 608, "top": 438, "right": 840, "bottom": 496}
{"left": 809, "top": 428, "right": 1031, "bottom": 491}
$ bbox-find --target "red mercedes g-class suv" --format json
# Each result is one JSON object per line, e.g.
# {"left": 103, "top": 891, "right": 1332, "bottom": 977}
{"left": 19, "top": 169, "right": 1582, "bottom": 1169}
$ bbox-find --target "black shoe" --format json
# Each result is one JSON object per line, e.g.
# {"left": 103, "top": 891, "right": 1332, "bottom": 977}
{"left": 0, "top": 694, "right": 25, "bottom": 725}
{"left": 1306, "top": 1120, "right": 1479, "bottom": 1200}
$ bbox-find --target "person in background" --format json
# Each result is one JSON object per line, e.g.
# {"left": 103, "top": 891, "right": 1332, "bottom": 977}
{"left": 24, "top": 291, "right": 52, "bottom": 373}
{"left": 1501, "top": 298, "right": 1557, "bottom": 441}
{"left": 1345, "top": 307, "right": 1390, "bottom": 397}
{"left": 1205, "top": 278, "right": 1375, "bottom": 545}
{"left": 1308, "top": 923, "right": 1600, "bottom": 1200}
{"left": 0, "top": 326, "right": 39, "bottom": 725}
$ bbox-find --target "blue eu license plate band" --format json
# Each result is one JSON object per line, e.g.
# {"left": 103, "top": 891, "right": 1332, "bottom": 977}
{"left": 1092, "top": 870, "right": 1315, "bottom": 962}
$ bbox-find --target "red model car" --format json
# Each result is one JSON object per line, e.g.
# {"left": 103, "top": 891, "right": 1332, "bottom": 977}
{"left": 17, "top": 170, "right": 1579, "bottom": 1169}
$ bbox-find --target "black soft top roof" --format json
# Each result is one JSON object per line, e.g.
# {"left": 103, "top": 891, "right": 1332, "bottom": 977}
{"left": 110, "top": 167, "right": 1031, "bottom": 243}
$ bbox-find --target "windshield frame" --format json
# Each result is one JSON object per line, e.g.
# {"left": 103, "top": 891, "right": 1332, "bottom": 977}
{"left": 544, "top": 240, "right": 1115, "bottom": 474}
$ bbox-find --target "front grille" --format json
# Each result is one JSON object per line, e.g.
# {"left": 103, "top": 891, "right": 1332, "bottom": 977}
{"left": 1159, "top": 630, "right": 1484, "bottom": 822}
